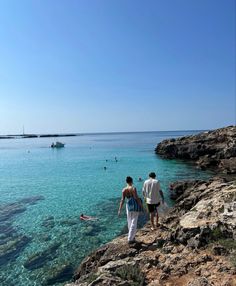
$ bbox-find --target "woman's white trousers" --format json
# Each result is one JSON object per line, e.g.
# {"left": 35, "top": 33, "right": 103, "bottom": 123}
{"left": 126, "top": 204, "right": 139, "bottom": 242}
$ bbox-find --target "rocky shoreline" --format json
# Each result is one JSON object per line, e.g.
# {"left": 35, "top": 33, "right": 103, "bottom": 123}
{"left": 65, "top": 177, "right": 236, "bottom": 286}
{"left": 155, "top": 126, "right": 236, "bottom": 175}
{"left": 65, "top": 127, "right": 236, "bottom": 286}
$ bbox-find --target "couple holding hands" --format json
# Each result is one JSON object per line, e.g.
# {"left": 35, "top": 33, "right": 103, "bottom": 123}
{"left": 118, "top": 172, "right": 165, "bottom": 244}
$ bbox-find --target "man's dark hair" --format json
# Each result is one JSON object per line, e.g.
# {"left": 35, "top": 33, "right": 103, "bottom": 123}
{"left": 149, "top": 172, "right": 156, "bottom": 178}
{"left": 126, "top": 176, "right": 133, "bottom": 184}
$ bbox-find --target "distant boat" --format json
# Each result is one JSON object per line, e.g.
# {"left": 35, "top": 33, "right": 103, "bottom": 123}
{"left": 51, "top": 141, "right": 65, "bottom": 148}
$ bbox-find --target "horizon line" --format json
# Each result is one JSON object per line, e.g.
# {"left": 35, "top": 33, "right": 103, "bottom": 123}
{"left": 1, "top": 128, "right": 211, "bottom": 137}
{"left": 2, "top": 125, "right": 234, "bottom": 137}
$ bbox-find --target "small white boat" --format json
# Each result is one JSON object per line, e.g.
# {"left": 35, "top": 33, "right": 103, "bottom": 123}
{"left": 51, "top": 141, "right": 65, "bottom": 148}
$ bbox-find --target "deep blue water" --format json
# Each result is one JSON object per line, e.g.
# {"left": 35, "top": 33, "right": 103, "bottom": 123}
{"left": 0, "top": 131, "right": 212, "bottom": 285}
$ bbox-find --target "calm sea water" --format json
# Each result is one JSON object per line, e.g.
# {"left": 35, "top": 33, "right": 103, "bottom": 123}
{"left": 0, "top": 131, "right": 212, "bottom": 286}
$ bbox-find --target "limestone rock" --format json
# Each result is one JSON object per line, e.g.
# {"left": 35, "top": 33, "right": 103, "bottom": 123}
{"left": 155, "top": 126, "right": 236, "bottom": 174}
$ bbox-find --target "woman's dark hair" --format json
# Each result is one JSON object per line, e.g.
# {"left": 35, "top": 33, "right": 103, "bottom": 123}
{"left": 126, "top": 176, "right": 133, "bottom": 184}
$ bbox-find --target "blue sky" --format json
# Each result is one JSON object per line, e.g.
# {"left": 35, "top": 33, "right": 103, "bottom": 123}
{"left": 0, "top": 0, "right": 235, "bottom": 134}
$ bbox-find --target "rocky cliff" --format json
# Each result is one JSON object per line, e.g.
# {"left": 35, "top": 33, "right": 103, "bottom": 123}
{"left": 155, "top": 126, "right": 236, "bottom": 174}
{"left": 66, "top": 177, "right": 236, "bottom": 286}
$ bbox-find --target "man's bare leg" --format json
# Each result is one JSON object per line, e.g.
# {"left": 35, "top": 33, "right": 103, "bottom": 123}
{"left": 150, "top": 212, "right": 155, "bottom": 230}
{"left": 156, "top": 211, "right": 160, "bottom": 227}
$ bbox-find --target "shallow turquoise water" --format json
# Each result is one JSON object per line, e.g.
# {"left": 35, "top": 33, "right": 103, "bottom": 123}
{"left": 0, "top": 131, "right": 212, "bottom": 285}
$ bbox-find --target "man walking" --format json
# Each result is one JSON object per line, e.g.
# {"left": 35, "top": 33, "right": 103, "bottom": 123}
{"left": 142, "top": 172, "right": 164, "bottom": 230}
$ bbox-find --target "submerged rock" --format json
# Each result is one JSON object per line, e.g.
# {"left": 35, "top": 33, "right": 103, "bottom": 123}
{"left": 44, "top": 264, "right": 74, "bottom": 285}
{"left": 24, "top": 242, "right": 61, "bottom": 270}
{"left": 0, "top": 223, "right": 18, "bottom": 242}
{"left": 37, "top": 233, "right": 52, "bottom": 242}
{"left": 0, "top": 203, "right": 27, "bottom": 223}
{"left": 82, "top": 223, "right": 106, "bottom": 237}
{"left": 18, "top": 195, "right": 45, "bottom": 205}
{"left": 0, "top": 195, "right": 45, "bottom": 224}
{"left": 0, "top": 235, "right": 31, "bottom": 266}
{"left": 60, "top": 219, "right": 78, "bottom": 226}
{"left": 41, "top": 216, "right": 55, "bottom": 229}
{"left": 0, "top": 195, "right": 44, "bottom": 268}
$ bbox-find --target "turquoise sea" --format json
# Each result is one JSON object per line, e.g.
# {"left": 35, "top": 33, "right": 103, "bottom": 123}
{"left": 0, "top": 131, "right": 212, "bottom": 286}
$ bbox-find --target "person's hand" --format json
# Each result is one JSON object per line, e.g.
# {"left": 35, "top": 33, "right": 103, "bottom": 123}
{"left": 118, "top": 210, "right": 121, "bottom": 216}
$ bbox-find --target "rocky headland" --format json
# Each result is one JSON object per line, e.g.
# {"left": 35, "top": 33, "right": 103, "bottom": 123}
{"left": 155, "top": 126, "right": 236, "bottom": 174}
{"left": 65, "top": 127, "right": 236, "bottom": 286}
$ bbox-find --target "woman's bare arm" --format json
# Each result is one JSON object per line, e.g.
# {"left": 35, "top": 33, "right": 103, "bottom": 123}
{"left": 159, "top": 190, "right": 164, "bottom": 203}
{"left": 118, "top": 190, "right": 126, "bottom": 216}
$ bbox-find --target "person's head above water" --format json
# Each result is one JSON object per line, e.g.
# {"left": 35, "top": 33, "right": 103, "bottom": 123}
{"left": 80, "top": 214, "right": 84, "bottom": 217}
{"left": 149, "top": 172, "right": 156, "bottom": 179}
{"left": 126, "top": 176, "right": 133, "bottom": 185}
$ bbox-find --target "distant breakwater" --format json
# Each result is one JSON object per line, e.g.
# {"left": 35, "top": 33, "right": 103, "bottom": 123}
{"left": 0, "top": 134, "right": 80, "bottom": 139}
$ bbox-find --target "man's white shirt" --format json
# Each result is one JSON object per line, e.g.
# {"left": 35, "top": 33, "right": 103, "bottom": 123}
{"left": 142, "top": 178, "right": 161, "bottom": 204}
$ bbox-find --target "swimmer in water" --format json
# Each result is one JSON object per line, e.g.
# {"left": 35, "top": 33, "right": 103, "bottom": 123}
{"left": 80, "top": 214, "right": 98, "bottom": 221}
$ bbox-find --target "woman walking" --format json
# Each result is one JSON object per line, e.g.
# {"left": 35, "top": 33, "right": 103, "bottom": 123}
{"left": 118, "top": 176, "right": 143, "bottom": 244}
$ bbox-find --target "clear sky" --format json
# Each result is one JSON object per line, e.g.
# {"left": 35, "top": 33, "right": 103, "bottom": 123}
{"left": 0, "top": 0, "right": 235, "bottom": 134}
